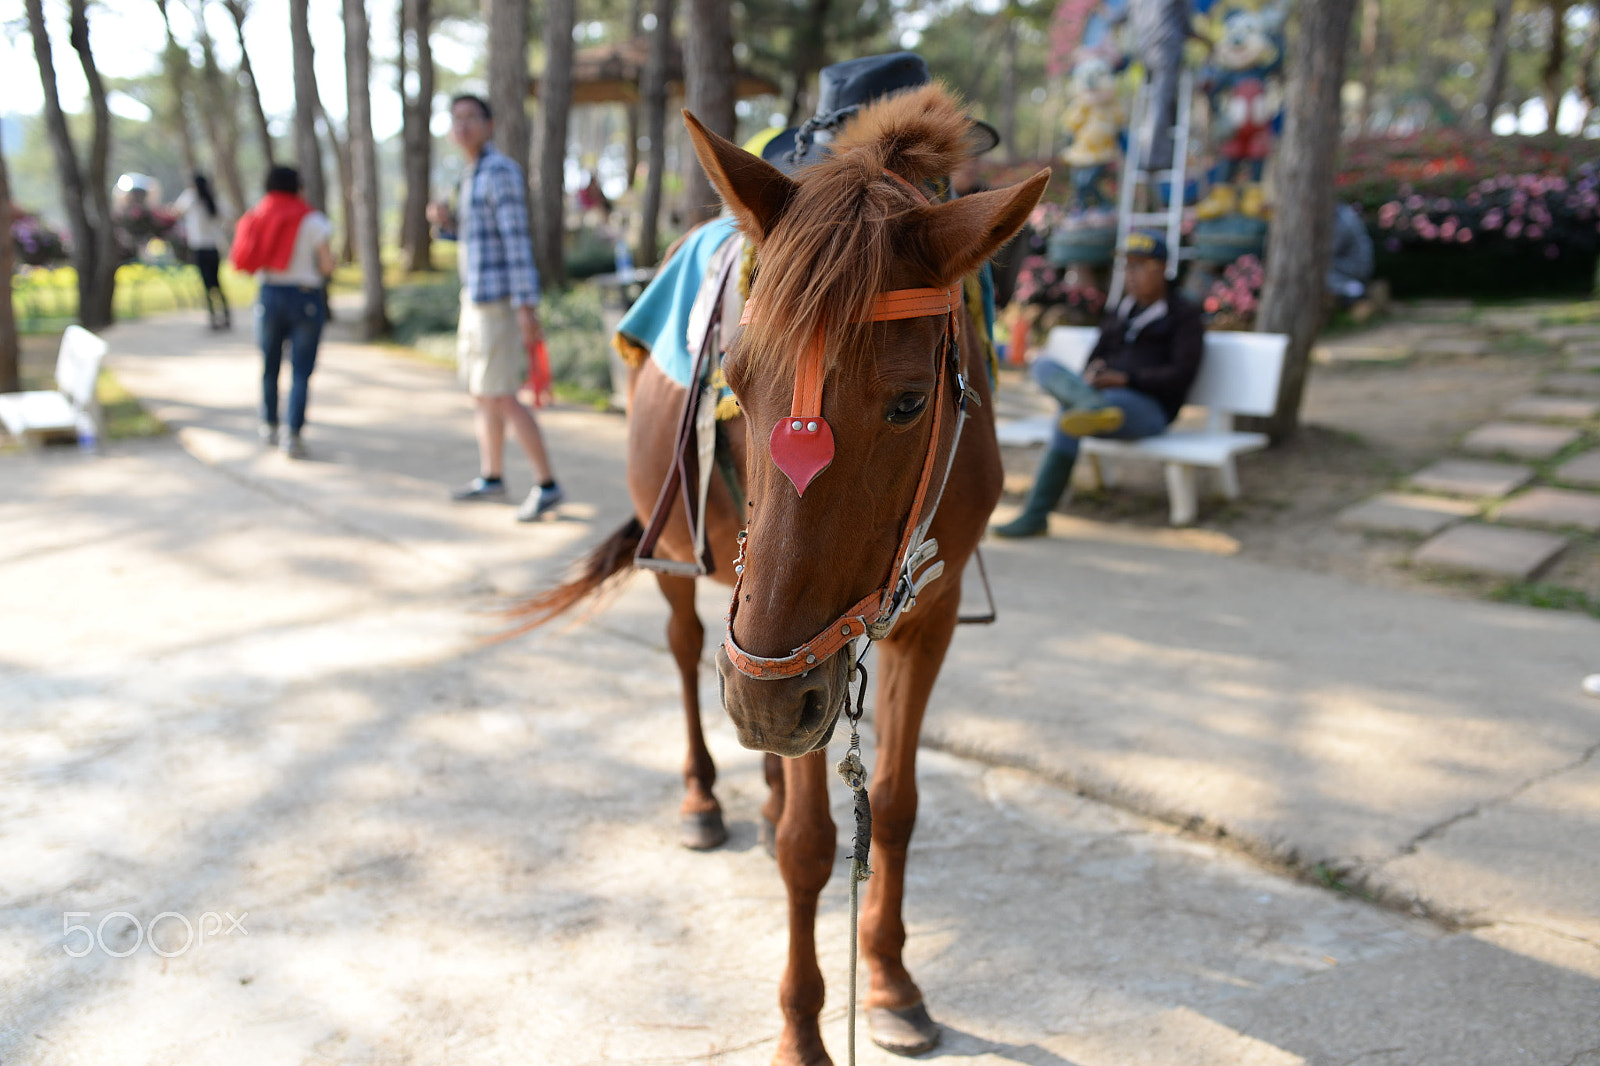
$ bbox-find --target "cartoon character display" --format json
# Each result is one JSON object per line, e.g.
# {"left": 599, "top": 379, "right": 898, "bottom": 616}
{"left": 1196, "top": 2, "right": 1286, "bottom": 219}
{"left": 1060, "top": 50, "right": 1125, "bottom": 210}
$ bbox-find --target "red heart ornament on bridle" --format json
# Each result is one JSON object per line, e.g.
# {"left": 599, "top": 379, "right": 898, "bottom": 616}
{"left": 769, "top": 415, "right": 835, "bottom": 496}
{"left": 765, "top": 329, "right": 833, "bottom": 495}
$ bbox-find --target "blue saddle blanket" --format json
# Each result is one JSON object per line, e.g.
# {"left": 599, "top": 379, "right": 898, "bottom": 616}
{"left": 615, "top": 217, "right": 739, "bottom": 390}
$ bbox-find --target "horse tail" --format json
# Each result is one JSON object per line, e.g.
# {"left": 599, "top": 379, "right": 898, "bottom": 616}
{"left": 496, "top": 516, "right": 644, "bottom": 640}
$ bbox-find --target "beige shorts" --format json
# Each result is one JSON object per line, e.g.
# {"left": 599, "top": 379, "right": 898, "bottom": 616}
{"left": 457, "top": 295, "right": 524, "bottom": 397}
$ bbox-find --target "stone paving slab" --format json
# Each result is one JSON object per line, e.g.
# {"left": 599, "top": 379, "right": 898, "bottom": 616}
{"left": 1569, "top": 354, "right": 1600, "bottom": 371}
{"left": 1502, "top": 395, "right": 1600, "bottom": 422}
{"left": 1497, "top": 487, "right": 1600, "bottom": 532}
{"left": 1459, "top": 421, "right": 1582, "bottom": 459}
{"left": 1412, "top": 523, "right": 1569, "bottom": 579}
{"left": 1407, "top": 458, "right": 1538, "bottom": 498}
{"left": 1544, "top": 372, "right": 1600, "bottom": 395}
{"left": 1538, "top": 324, "right": 1600, "bottom": 344}
{"left": 1477, "top": 309, "right": 1549, "bottom": 333}
{"left": 1311, "top": 343, "right": 1411, "bottom": 365}
{"left": 1552, "top": 448, "right": 1600, "bottom": 488}
{"left": 1414, "top": 336, "right": 1490, "bottom": 357}
{"left": 1336, "top": 492, "right": 1479, "bottom": 535}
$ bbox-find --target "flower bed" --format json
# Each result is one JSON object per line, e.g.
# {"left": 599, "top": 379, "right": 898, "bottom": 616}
{"left": 11, "top": 206, "right": 69, "bottom": 268}
{"left": 1338, "top": 132, "right": 1600, "bottom": 298}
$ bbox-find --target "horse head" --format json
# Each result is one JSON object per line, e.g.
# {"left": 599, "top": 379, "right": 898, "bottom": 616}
{"left": 683, "top": 85, "right": 1048, "bottom": 757}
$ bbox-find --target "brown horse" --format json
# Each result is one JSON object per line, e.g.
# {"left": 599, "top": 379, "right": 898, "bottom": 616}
{"left": 514, "top": 85, "right": 1046, "bottom": 1064}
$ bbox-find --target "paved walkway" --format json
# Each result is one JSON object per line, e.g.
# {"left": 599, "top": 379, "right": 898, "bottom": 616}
{"left": 1335, "top": 323, "right": 1600, "bottom": 579}
{"left": 2, "top": 308, "right": 1599, "bottom": 1064}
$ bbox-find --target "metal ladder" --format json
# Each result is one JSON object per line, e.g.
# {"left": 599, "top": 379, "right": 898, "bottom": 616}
{"left": 1109, "top": 67, "right": 1195, "bottom": 304}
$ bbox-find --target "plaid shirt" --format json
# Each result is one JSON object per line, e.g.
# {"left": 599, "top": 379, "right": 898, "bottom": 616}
{"left": 455, "top": 143, "right": 540, "bottom": 307}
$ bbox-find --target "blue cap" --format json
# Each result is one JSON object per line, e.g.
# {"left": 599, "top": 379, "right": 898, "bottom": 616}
{"left": 1123, "top": 231, "right": 1169, "bottom": 261}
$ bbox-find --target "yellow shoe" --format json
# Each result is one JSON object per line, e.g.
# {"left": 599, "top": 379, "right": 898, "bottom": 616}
{"left": 1239, "top": 184, "right": 1268, "bottom": 219}
{"left": 1058, "top": 406, "right": 1124, "bottom": 438}
{"left": 1195, "top": 184, "right": 1238, "bottom": 220}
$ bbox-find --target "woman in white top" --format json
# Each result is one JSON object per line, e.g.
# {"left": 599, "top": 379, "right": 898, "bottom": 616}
{"left": 172, "top": 173, "right": 232, "bottom": 330}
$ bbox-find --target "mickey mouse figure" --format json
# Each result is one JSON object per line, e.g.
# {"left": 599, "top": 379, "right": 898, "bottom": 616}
{"left": 1196, "top": 1, "right": 1288, "bottom": 220}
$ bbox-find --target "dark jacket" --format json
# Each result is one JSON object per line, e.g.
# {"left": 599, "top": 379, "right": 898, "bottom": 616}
{"left": 1087, "top": 290, "right": 1205, "bottom": 421}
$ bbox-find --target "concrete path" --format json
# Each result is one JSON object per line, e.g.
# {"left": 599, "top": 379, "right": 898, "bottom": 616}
{"left": 3, "top": 310, "right": 1599, "bottom": 1065}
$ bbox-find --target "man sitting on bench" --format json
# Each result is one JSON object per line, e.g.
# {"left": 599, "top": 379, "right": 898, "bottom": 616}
{"left": 995, "top": 231, "right": 1205, "bottom": 537}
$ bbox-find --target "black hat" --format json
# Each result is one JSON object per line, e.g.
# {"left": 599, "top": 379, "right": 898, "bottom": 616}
{"left": 760, "top": 52, "right": 1002, "bottom": 174}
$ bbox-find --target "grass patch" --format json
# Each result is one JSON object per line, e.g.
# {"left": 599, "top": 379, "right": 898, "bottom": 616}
{"left": 13, "top": 264, "right": 256, "bottom": 333}
{"left": 98, "top": 369, "right": 165, "bottom": 440}
{"left": 1491, "top": 580, "right": 1600, "bottom": 617}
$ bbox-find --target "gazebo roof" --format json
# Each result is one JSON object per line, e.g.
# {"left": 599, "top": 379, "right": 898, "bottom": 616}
{"left": 531, "top": 37, "right": 780, "bottom": 105}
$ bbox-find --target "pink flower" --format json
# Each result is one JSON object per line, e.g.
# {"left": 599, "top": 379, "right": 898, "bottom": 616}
{"left": 1406, "top": 195, "right": 1424, "bottom": 210}
{"left": 1527, "top": 224, "right": 1544, "bottom": 239}
{"left": 1483, "top": 208, "right": 1504, "bottom": 230}
{"left": 1506, "top": 219, "right": 1523, "bottom": 238}
{"left": 1440, "top": 218, "right": 1458, "bottom": 239}
{"left": 1457, "top": 228, "right": 1473, "bottom": 243}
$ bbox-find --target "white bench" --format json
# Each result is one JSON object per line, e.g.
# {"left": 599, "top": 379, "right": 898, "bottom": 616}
{"left": 0, "top": 325, "right": 108, "bottom": 447}
{"left": 1042, "top": 325, "right": 1288, "bottom": 525}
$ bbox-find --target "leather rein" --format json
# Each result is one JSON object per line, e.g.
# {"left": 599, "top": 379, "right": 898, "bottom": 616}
{"left": 722, "top": 170, "right": 977, "bottom": 682}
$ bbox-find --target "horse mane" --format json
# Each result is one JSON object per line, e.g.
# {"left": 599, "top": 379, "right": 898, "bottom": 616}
{"left": 738, "top": 83, "right": 978, "bottom": 374}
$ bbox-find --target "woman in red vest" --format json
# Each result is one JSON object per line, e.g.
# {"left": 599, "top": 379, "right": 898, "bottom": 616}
{"left": 231, "top": 166, "right": 335, "bottom": 459}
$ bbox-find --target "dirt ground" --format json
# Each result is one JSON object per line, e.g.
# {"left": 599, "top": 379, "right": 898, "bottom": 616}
{"left": 997, "top": 303, "right": 1600, "bottom": 606}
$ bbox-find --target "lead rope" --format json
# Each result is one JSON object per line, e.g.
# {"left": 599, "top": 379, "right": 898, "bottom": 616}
{"left": 835, "top": 654, "right": 872, "bottom": 1066}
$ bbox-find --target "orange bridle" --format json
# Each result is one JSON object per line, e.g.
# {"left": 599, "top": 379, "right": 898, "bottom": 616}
{"left": 722, "top": 172, "right": 975, "bottom": 681}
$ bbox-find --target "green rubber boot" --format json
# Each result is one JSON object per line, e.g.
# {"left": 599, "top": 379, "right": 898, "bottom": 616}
{"left": 993, "top": 447, "right": 1076, "bottom": 538}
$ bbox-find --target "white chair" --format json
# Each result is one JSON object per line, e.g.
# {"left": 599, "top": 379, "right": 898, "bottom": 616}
{"left": 1041, "top": 325, "right": 1288, "bottom": 525}
{"left": 0, "top": 325, "right": 108, "bottom": 446}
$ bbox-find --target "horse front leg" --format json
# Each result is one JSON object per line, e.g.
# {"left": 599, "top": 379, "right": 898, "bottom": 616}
{"left": 772, "top": 748, "right": 836, "bottom": 1066}
{"left": 760, "top": 752, "right": 786, "bottom": 856}
{"left": 654, "top": 573, "right": 726, "bottom": 850}
{"left": 860, "top": 604, "right": 958, "bottom": 1056}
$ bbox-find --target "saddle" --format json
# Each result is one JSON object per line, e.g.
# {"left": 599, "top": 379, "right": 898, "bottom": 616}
{"left": 633, "top": 232, "right": 747, "bottom": 578}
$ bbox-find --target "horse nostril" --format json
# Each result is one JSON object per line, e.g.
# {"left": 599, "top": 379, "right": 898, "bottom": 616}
{"left": 795, "top": 686, "right": 828, "bottom": 738}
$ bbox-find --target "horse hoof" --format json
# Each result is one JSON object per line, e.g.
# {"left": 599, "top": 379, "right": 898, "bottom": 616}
{"left": 679, "top": 809, "right": 727, "bottom": 851}
{"left": 759, "top": 817, "right": 777, "bottom": 858}
{"left": 868, "top": 1002, "right": 940, "bottom": 1056}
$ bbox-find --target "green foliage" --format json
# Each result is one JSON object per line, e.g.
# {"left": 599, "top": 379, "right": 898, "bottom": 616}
{"left": 539, "top": 284, "right": 611, "bottom": 392}
{"left": 1491, "top": 581, "right": 1600, "bottom": 618}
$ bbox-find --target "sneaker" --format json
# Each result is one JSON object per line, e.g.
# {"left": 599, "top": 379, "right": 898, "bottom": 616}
{"left": 451, "top": 476, "right": 508, "bottom": 502}
{"left": 282, "top": 433, "right": 308, "bottom": 460}
{"left": 517, "top": 483, "right": 565, "bottom": 522}
{"left": 259, "top": 423, "right": 280, "bottom": 446}
{"left": 1057, "top": 406, "right": 1125, "bottom": 438}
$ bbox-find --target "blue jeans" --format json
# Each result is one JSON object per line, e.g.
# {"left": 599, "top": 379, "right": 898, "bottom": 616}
{"left": 257, "top": 285, "right": 326, "bottom": 433}
{"left": 1032, "top": 359, "right": 1171, "bottom": 462}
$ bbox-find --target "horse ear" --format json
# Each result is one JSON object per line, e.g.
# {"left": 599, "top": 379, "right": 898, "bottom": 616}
{"left": 913, "top": 169, "right": 1052, "bottom": 286}
{"left": 682, "top": 110, "right": 797, "bottom": 242}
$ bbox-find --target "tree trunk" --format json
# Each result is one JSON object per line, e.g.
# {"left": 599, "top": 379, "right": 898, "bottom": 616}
{"left": 191, "top": 2, "right": 247, "bottom": 218}
{"left": 486, "top": 0, "right": 532, "bottom": 178}
{"left": 784, "top": 0, "right": 833, "bottom": 125}
{"left": 26, "top": 0, "right": 99, "bottom": 328}
{"left": 1574, "top": 2, "right": 1600, "bottom": 131}
{"left": 224, "top": 0, "right": 276, "bottom": 169}
{"left": 1543, "top": 0, "right": 1570, "bottom": 131}
{"left": 625, "top": 0, "right": 644, "bottom": 186}
{"left": 637, "top": 0, "right": 674, "bottom": 265}
{"left": 399, "top": 0, "right": 435, "bottom": 273}
{"left": 1355, "top": 0, "right": 1379, "bottom": 132}
{"left": 290, "top": 0, "right": 327, "bottom": 211}
{"left": 682, "top": 0, "right": 736, "bottom": 224}
{"left": 69, "top": 0, "right": 119, "bottom": 331}
{"left": 0, "top": 137, "right": 18, "bottom": 394}
{"left": 998, "top": 9, "right": 1020, "bottom": 163}
{"left": 154, "top": 0, "right": 199, "bottom": 177}
{"left": 1246, "top": 0, "right": 1358, "bottom": 444}
{"left": 535, "top": 0, "right": 575, "bottom": 289}
{"left": 343, "top": 0, "right": 388, "bottom": 338}
{"left": 318, "top": 101, "right": 357, "bottom": 265}
{"left": 1477, "top": 0, "right": 1516, "bottom": 130}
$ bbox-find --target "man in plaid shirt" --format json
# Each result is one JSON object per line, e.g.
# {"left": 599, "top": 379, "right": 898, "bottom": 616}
{"left": 428, "top": 93, "right": 565, "bottom": 521}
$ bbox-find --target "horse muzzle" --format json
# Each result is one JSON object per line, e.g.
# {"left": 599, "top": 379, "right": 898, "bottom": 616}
{"left": 714, "top": 644, "right": 850, "bottom": 757}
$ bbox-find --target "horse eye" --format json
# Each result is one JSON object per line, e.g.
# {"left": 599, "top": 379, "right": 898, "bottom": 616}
{"left": 887, "top": 393, "right": 928, "bottom": 425}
